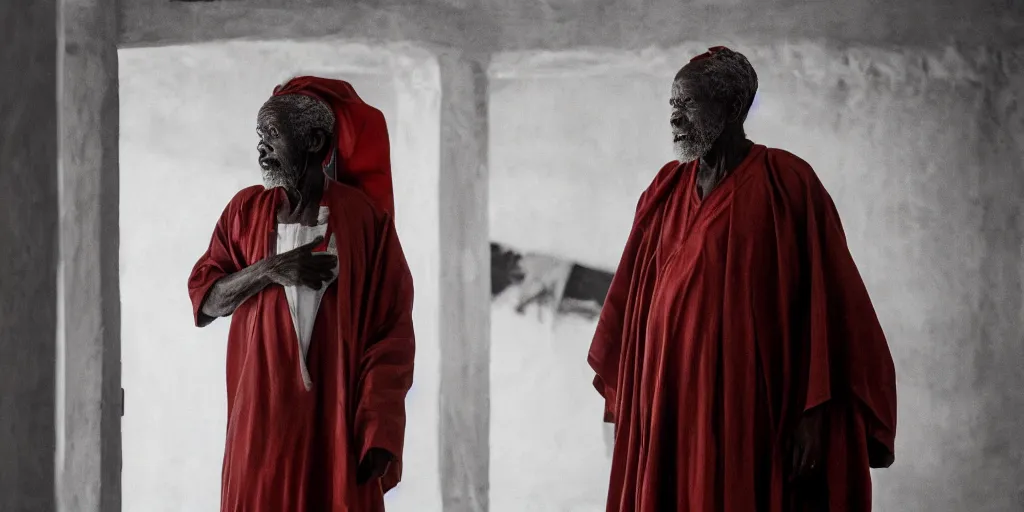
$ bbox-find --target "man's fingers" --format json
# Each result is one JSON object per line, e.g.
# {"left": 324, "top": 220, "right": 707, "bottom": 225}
{"left": 300, "top": 274, "right": 324, "bottom": 289}
{"left": 311, "top": 254, "right": 337, "bottom": 268}
{"left": 300, "top": 254, "right": 335, "bottom": 270}
{"left": 293, "top": 255, "right": 335, "bottom": 273}
{"left": 790, "top": 444, "right": 803, "bottom": 480}
{"left": 807, "top": 450, "right": 822, "bottom": 476}
{"left": 304, "top": 260, "right": 336, "bottom": 278}
{"left": 799, "top": 447, "right": 816, "bottom": 478}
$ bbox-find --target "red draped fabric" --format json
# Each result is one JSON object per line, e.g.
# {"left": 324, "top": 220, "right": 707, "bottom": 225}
{"left": 588, "top": 145, "right": 897, "bottom": 511}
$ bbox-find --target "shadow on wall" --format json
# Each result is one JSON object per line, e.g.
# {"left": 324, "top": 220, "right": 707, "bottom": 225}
{"left": 491, "top": 241, "right": 614, "bottom": 321}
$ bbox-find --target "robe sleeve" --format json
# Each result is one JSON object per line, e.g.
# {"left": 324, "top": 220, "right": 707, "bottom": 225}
{"left": 187, "top": 190, "right": 253, "bottom": 328}
{"left": 355, "top": 213, "right": 415, "bottom": 489}
{"left": 587, "top": 161, "right": 679, "bottom": 424}
{"left": 587, "top": 197, "right": 646, "bottom": 424}
{"left": 801, "top": 173, "right": 898, "bottom": 466}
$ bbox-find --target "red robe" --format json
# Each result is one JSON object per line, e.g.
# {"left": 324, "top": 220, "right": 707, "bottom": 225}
{"left": 188, "top": 179, "right": 415, "bottom": 512}
{"left": 587, "top": 145, "right": 897, "bottom": 511}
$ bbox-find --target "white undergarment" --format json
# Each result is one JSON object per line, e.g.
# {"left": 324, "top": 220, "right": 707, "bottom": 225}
{"left": 275, "top": 206, "right": 339, "bottom": 390}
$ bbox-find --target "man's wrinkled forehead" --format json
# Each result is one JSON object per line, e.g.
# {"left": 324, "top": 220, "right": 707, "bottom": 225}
{"left": 256, "top": 99, "right": 293, "bottom": 130}
{"left": 258, "top": 98, "right": 283, "bottom": 119}
{"left": 671, "top": 65, "right": 709, "bottom": 98}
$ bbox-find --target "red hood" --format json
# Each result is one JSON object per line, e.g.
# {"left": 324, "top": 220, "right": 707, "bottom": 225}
{"left": 273, "top": 76, "right": 395, "bottom": 218}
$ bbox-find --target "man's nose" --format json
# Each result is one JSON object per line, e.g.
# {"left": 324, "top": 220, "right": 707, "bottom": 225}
{"left": 257, "top": 141, "right": 269, "bottom": 158}
{"left": 670, "top": 115, "right": 683, "bottom": 129}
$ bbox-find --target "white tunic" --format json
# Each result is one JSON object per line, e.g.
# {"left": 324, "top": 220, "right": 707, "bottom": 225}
{"left": 275, "top": 206, "right": 339, "bottom": 390}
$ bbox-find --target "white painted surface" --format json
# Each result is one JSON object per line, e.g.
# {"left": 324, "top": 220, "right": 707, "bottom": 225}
{"left": 489, "top": 294, "right": 611, "bottom": 512}
{"left": 119, "top": 41, "right": 442, "bottom": 512}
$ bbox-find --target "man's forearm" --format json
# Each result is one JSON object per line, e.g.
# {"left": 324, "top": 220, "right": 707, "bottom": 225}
{"left": 199, "top": 261, "right": 274, "bottom": 320}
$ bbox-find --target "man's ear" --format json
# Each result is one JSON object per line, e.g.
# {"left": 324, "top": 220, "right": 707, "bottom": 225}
{"left": 728, "top": 96, "right": 745, "bottom": 123}
{"left": 308, "top": 128, "right": 328, "bottom": 154}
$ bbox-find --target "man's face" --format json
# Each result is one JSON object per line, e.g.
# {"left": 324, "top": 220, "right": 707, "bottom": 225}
{"left": 256, "top": 105, "right": 306, "bottom": 189}
{"left": 669, "top": 68, "right": 728, "bottom": 163}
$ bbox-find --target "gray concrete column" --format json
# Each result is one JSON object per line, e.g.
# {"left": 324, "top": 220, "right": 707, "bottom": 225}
{"left": 0, "top": 1, "right": 60, "bottom": 511}
{"left": 58, "top": 0, "right": 121, "bottom": 511}
{"left": 437, "top": 50, "right": 491, "bottom": 512}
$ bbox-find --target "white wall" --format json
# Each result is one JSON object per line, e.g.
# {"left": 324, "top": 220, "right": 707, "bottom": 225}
{"left": 489, "top": 296, "right": 612, "bottom": 512}
{"left": 487, "top": 43, "right": 1024, "bottom": 512}
{"left": 118, "top": 41, "right": 442, "bottom": 512}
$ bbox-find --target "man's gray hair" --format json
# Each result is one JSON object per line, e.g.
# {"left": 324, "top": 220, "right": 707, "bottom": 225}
{"left": 689, "top": 47, "right": 759, "bottom": 121}
{"left": 259, "top": 93, "right": 336, "bottom": 140}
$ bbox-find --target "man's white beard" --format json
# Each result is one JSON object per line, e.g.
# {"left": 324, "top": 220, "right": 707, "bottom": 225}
{"left": 262, "top": 166, "right": 300, "bottom": 189}
{"left": 673, "top": 120, "right": 725, "bottom": 163}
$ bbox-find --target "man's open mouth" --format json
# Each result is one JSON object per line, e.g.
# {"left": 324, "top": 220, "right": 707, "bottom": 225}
{"left": 259, "top": 158, "right": 277, "bottom": 170}
{"left": 673, "top": 133, "right": 687, "bottom": 143}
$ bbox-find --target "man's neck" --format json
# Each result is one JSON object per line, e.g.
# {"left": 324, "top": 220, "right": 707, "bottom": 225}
{"left": 696, "top": 126, "right": 753, "bottom": 199}
{"left": 277, "top": 168, "right": 325, "bottom": 225}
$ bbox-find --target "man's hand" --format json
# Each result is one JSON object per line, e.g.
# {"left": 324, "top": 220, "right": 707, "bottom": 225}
{"left": 356, "top": 448, "right": 394, "bottom": 485}
{"left": 264, "top": 236, "right": 337, "bottom": 289}
{"left": 789, "top": 405, "right": 826, "bottom": 481}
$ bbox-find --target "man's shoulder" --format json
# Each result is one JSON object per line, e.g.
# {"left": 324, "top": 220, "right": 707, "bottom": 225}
{"left": 761, "top": 147, "right": 825, "bottom": 191}
{"left": 625, "top": 159, "right": 690, "bottom": 219}
{"left": 229, "top": 185, "right": 268, "bottom": 205}
{"left": 637, "top": 160, "right": 684, "bottom": 205}
{"left": 322, "top": 180, "right": 385, "bottom": 224}
{"left": 763, "top": 147, "right": 815, "bottom": 176}
{"left": 758, "top": 146, "right": 836, "bottom": 214}
{"left": 219, "top": 185, "right": 269, "bottom": 217}
{"left": 653, "top": 159, "right": 683, "bottom": 184}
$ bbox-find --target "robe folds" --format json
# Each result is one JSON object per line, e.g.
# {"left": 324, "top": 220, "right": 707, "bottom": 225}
{"left": 188, "top": 178, "right": 415, "bottom": 512}
{"left": 587, "top": 144, "right": 897, "bottom": 512}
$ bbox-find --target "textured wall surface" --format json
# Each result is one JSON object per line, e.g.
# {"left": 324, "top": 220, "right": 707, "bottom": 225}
{"left": 59, "top": 0, "right": 122, "bottom": 511}
{"left": 488, "top": 43, "right": 1024, "bottom": 511}
{"left": 0, "top": 1, "right": 59, "bottom": 511}
{"left": 437, "top": 50, "right": 493, "bottom": 512}
{"left": 490, "top": 300, "right": 612, "bottom": 512}
{"left": 118, "top": 41, "right": 443, "bottom": 512}
{"left": 118, "top": 0, "right": 1024, "bottom": 51}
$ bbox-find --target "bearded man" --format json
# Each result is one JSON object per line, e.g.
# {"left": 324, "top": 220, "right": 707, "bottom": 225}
{"left": 587, "top": 47, "right": 898, "bottom": 511}
{"left": 188, "top": 76, "right": 415, "bottom": 512}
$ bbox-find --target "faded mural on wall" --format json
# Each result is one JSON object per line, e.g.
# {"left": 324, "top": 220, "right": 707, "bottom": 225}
{"left": 491, "top": 241, "right": 614, "bottom": 321}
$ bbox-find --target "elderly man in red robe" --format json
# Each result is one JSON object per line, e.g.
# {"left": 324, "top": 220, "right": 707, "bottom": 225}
{"left": 188, "top": 76, "right": 415, "bottom": 512}
{"left": 587, "top": 47, "right": 898, "bottom": 511}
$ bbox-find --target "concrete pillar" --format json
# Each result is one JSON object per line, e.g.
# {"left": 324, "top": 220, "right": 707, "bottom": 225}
{"left": 388, "top": 46, "right": 444, "bottom": 511}
{"left": 58, "top": 0, "right": 121, "bottom": 511}
{"left": 437, "top": 50, "right": 491, "bottom": 512}
{"left": 0, "top": 1, "right": 60, "bottom": 511}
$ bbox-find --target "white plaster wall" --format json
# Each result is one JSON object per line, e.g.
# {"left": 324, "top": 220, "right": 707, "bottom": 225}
{"left": 489, "top": 297, "right": 612, "bottom": 512}
{"left": 118, "top": 41, "right": 442, "bottom": 512}
{"left": 488, "top": 43, "right": 1024, "bottom": 512}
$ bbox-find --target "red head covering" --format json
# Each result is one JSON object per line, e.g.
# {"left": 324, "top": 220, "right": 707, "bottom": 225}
{"left": 272, "top": 76, "right": 396, "bottom": 217}
{"left": 690, "top": 46, "right": 730, "bottom": 62}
